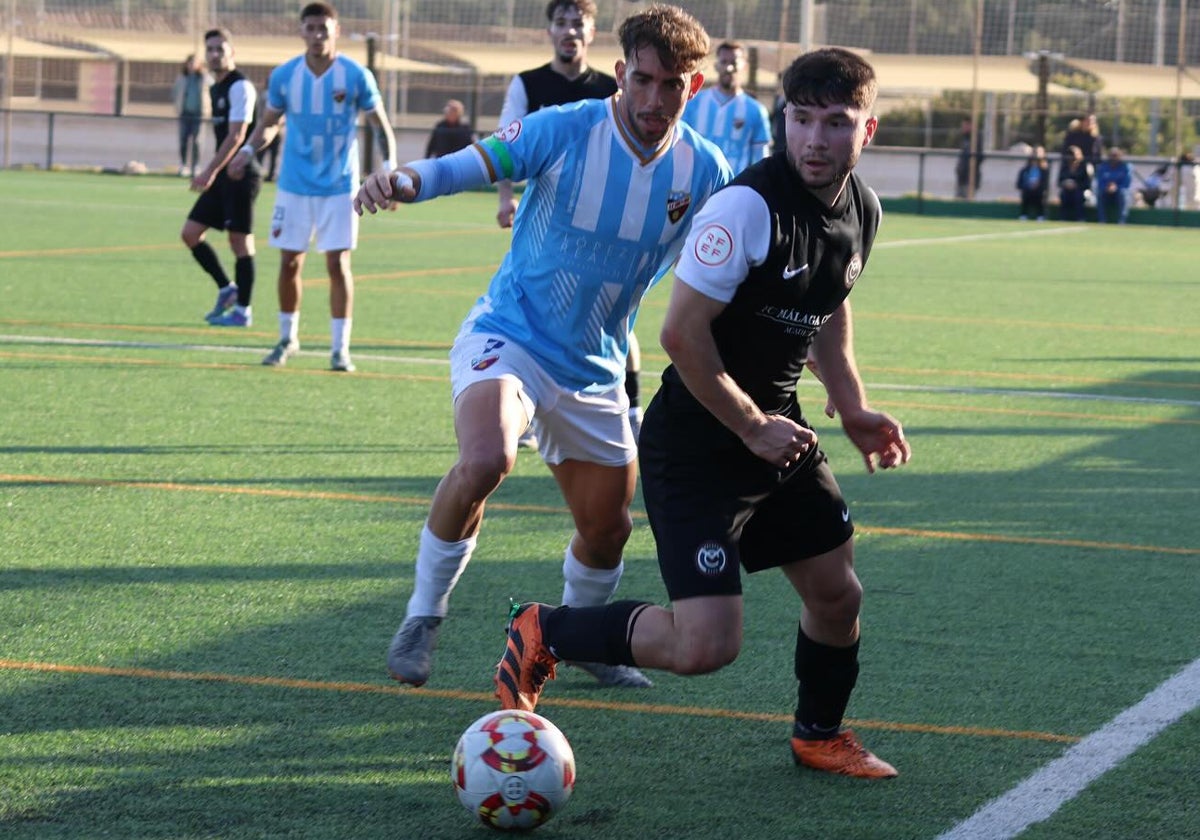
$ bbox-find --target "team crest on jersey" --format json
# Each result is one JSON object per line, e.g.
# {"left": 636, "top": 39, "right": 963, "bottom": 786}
{"left": 332, "top": 88, "right": 347, "bottom": 104}
{"left": 733, "top": 118, "right": 745, "bottom": 130}
{"left": 494, "top": 120, "right": 522, "bottom": 143}
{"left": 845, "top": 253, "right": 863, "bottom": 289}
{"left": 695, "top": 541, "right": 728, "bottom": 577}
{"left": 666, "top": 191, "right": 692, "bottom": 224}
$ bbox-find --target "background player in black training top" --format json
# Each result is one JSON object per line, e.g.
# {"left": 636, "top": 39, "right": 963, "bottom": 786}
{"left": 495, "top": 48, "right": 912, "bottom": 780}
{"left": 181, "top": 27, "right": 261, "bottom": 328}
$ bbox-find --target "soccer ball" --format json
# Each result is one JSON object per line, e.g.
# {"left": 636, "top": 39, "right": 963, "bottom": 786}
{"left": 451, "top": 709, "right": 576, "bottom": 831}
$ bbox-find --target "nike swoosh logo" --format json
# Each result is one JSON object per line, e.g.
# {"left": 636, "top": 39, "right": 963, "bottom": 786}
{"left": 841, "top": 507, "right": 851, "bottom": 522}
{"left": 782, "top": 263, "right": 809, "bottom": 280}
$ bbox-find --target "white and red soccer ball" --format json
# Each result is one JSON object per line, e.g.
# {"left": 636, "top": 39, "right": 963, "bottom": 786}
{"left": 451, "top": 709, "right": 576, "bottom": 831}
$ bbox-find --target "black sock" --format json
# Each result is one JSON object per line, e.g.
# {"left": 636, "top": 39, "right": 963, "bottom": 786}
{"left": 793, "top": 626, "right": 860, "bottom": 740}
{"left": 625, "top": 369, "right": 641, "bottom": 409}
{"left": 542, "top": 600, "right": 650, "bottom": 666}
{"left": 234, "top": 256, "right": 255, "bottom": 307}
{"left": 190, "top": 242, "right": 230, "bottom": 287}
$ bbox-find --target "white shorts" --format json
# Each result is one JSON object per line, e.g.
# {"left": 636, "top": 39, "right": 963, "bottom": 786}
{"left": 268, "top": 189, "right": 358, "bottom": 252}
{"left": 449, "top": 330, "right": 635, "bottom": 468}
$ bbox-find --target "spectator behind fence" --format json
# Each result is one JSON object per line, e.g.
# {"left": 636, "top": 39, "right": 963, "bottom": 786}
{"left": 1179, "top": 152, "right": 1200, "bottom": 210}
{"left": 1136, "top": 162, "right": 1170, "bottom": 209}
{"left": 172, "top": 54, "right": 209, "bottom": 178}
{"left": 1095, "top": 147, "right": 1132, "bottom": 224}
{"left": 955, "top": 119, "right": 983, "bottom": 198}
{"left": 1057, "top": 144, "right": 1092, "bottom": 222}
{"left": 1015, "top": 145, "right": 1049, "bottom": 220}
{"left": 425, "top": 99, "right": 475, "bottom": 158}
{"left": 1061, "top": 113, "right": 1103, "bottom": 170}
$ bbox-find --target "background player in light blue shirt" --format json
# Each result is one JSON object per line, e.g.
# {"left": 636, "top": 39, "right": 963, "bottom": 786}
{"left": 683, "top": 41, "right": 771, "bottom": 174}
{"left": 230, "top": 1, "right": 396, "bottom": 372}
{"left": 355, "top": 4, "right": 732, "bottom": 693}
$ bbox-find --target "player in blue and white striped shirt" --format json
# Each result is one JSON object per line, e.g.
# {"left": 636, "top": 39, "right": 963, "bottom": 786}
{"left": 229, "top": 2, "right": 396, "bottom": 372}
{"left": 356, "top": 4, "right": 732, "bottom": 692}
{"left": 682, "top": 41, "right": 772, "bottom": 174}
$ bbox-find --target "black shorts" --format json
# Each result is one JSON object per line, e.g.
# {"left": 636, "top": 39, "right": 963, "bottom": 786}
{"left": 187, "top": 166, "right": 262, "bottom": 234}
{"left": 639, "top": 380, "right": 854, "bottom": 601}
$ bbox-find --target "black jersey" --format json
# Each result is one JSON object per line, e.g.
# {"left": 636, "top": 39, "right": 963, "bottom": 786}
{"left": 666, "top": 153, "right": 881, "bottom": 414}
{"left": 518, "top": 63, "right": 618, "bottom": 112}
{"left": 209, "top": 70, "right": 257, "bottom": 148}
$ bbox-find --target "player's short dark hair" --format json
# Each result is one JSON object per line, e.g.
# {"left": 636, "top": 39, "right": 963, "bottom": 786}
{"left": 546, "top": 0, "right": 596, "bottom": 21}
{"left": 716, "top": 41, "right": 743, "bottom": 55}
{"left": 301, "top": 2, "right": 336, "bottom": 20}
{"left": 618, "top": 3, "right": 709, "bottom": 76}
{"left": 203, "top": 27, "right": 233, "bottom": 43}
{"left": 782, "top": 48, "right": 877, "bottom": 112}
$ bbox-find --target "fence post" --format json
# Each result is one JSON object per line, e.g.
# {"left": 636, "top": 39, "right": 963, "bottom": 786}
{"left": 46, "top": 112, "right": 55, "bottom": 170}
{"left": 916, "top": 150, "right": 925, "bottom": 215}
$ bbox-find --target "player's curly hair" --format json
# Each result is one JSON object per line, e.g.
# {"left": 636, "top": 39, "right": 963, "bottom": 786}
{"left": 782, "top": 48, "right": 877, "bottom": 112}
{"left": 546, "top": 0, "right": 597, "bottom": 21}
{"left": 618, "top": 4, "right": 709, "bottom": 75}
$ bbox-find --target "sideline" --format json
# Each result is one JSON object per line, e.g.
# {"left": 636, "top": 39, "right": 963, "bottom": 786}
{"left": 937, "top": 657, "right": 1200, "bottom": 839}
{"left": 0, "top": 657, "right": 1079, "bottom": 745}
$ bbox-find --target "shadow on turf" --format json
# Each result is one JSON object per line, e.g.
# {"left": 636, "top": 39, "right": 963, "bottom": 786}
{"left": 2, "top": 371, "right": 1195, "bottom": 836}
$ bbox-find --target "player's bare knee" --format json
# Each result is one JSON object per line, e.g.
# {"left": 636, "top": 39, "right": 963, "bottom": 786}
{"left": 810, "top": 579, "right": 863, "bottom": 627}
{"left": 673, "top": 637, "right": 740, "bottom": 675}
{"left": 452, "top": 450, "right": 514, "bottom": 501}
{"left": 576, "top": 516, "right": 632, "bottom": 561}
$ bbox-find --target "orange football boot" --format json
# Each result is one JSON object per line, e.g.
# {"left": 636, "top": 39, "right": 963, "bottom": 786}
{"left": 791, "top": 729, "right": 898, "bottom": 779}
{"left": 494, "top": 602, "right": 558, "bottom": 711}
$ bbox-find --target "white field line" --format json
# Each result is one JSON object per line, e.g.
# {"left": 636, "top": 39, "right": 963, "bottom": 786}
{"left": 936, "top": 657, "right": 1200, "bottom": 840}
{"left": 875, "top": 225, "right": 1089, "bottom": 249}
{"left": 2, "top": 334, "right": 1196, "bottom": 409}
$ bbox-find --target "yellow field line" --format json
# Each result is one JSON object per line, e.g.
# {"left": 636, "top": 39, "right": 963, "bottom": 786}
{"left": 0, "top": 658, "right": 1080, "bottom": 745}
{"left": 3, "top": 473, "right": 1196, "bottom": 557}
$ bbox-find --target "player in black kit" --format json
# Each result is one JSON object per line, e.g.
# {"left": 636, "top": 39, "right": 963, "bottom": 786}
{"left": 495, "top": 48, "right": 912, "bottom": 779}
{"left": 181, "top": 27, "right": 263, "bottom": 328}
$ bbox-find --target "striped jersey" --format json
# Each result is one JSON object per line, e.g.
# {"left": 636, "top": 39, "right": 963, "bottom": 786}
{"left": 682, "top": 88, "right": 771, "bottom": 174}
{"left": 468, "top": 97, "right": 732, "bottom": 393}
{"left": 266, "top": 54, "right": 382, "bottom": 196}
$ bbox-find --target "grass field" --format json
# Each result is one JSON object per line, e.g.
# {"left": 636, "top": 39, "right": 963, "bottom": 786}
{"left": 0, "top": 170, "right": 1197, "bottom": 840}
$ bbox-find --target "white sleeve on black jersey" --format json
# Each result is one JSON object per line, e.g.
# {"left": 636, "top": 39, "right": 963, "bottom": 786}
{"left": 228, "top": 78, "right": 256, "bottom": 125}
{"left": 498, "top": 75, "right": 528, "bottom": 129}
{"left": 673, "top": 186, "right": 771, "bottom": 303}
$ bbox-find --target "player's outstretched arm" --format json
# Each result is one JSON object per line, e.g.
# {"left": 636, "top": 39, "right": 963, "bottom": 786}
{"left": 355, "top": 168, "right": 419, "bottom": 215}
{"left": 812, "top": 300, "right": 911, "bottom": 473}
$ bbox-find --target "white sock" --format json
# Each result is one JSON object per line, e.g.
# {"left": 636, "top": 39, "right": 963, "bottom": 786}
{"left": 236, "top": 305, "right": 250, "bottom": 317}
{"left": 332, "top": 317, "right": 352, "bottom": 355}
{"left": 279, "top": 311, "right": 298, "bottom": 344}
{"left": 406, "top": 523, "right": 476, "bottom": 619}
{"left": 561, "top": 546, "right": 622, "bottom": 608}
